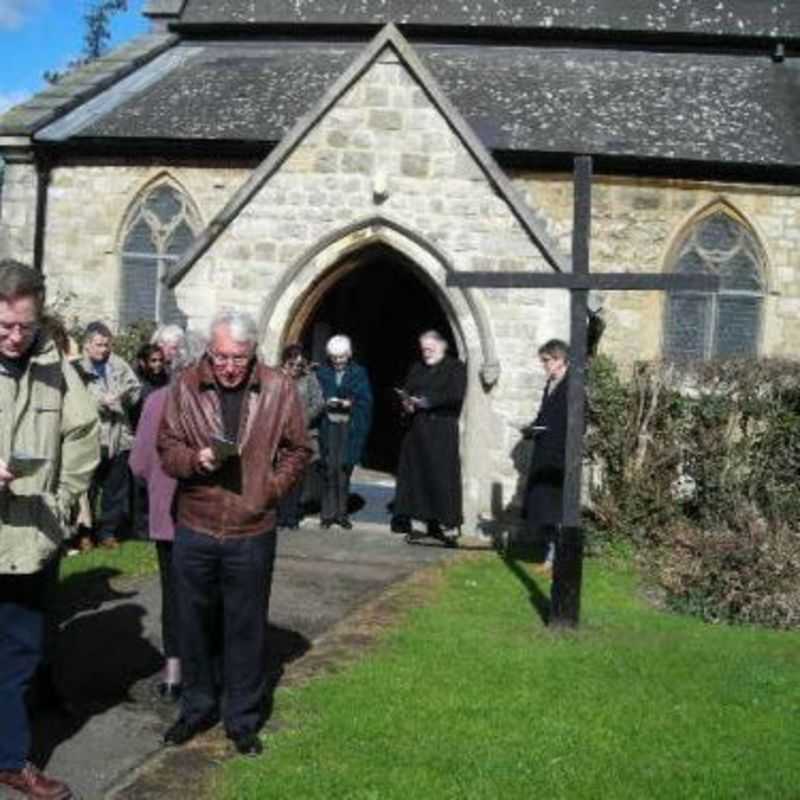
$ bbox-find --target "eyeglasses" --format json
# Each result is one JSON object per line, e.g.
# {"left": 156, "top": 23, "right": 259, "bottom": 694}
{"left": 208, "top": 351, "right": 251, "bottom": 368}
{"left": 0, "top": 321, "right": 39, "bottom": 337}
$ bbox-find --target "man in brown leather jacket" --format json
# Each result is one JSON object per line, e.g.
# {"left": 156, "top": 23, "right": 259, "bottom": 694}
{"left": 157, "top": 310, "right": 310, "bottom": 756}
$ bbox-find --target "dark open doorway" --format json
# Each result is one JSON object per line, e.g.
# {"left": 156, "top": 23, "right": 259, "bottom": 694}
{"left": 292, "top": 245, "right": 458, "bottom": 473}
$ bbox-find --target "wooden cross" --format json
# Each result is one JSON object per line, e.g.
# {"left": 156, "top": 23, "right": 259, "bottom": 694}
{"left": 448, "top": 156, "right": 719, "bottom": 627}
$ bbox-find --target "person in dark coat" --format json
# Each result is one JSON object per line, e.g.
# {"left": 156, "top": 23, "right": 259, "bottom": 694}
{"left": 393, "top": 330, "right": 467, "bottom": 546}
{"left": 522, "top": 338, "right": 570, "bottom": 575}
{"left": 316, "top": 335, "right": 373, "bottom": 529}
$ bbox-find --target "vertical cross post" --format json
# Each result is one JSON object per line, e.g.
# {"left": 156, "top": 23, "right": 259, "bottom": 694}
{"left": 550, "top": 156, "right": 592, "bottom": 627}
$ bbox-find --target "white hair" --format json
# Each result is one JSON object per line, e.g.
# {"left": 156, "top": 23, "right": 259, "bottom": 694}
{"left": 151, "top": 324, "right": 185, "bottom": 348}
{"left": 326, "top": 334, "right": 352, "bottom": 357}
{"left": 209, "top": 310, "right": 258, "bottom": 344}
{"left": 420, "top": 329, "right": 448, "bottom": 350}
{"left": 170, "top": 330, "right": 207, "bottom": 377}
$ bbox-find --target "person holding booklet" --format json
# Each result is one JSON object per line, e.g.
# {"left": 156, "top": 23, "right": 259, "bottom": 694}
{"left": 0, "top": 260, "right": 100, "bottom": 800}
{"left": 157, "top": 310, "right": 311, "bottom": 756}
{"left": 392, "top": 330, "right": 466, "bottom": 546}
{"left": 316, "top": 335, "right": 373, "bottom": 529}
{"left": 521, "top": 338, "right": 571, "bottom": 576}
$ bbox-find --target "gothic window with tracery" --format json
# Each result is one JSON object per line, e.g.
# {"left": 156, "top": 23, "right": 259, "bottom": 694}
{"left": 663, "top": 210, "right": 765, "bottom": 361}
{"left": 119, "top": 182, "right": 199, "bottom": 326}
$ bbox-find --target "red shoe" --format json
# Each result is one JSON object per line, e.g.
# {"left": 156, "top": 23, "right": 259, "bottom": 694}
{"left": 0, "top": 762, "right": 72, "bottom": 799}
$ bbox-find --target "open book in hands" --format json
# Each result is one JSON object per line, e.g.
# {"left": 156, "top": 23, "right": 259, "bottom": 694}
{"left": 210, "top": 435, "right": 239, "bottom": 462}
{"left": 8, "top": 452, "right": 48, "bottom": 478}
{"left": 326, "top": 397, "right": 351, "bottom": 410}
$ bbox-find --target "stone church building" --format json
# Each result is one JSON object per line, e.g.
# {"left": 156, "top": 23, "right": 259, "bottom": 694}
{"left": 0, "top": 1, "right": 798, "bottom": 530}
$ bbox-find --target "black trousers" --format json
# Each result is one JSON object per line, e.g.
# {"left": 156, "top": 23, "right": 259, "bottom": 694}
{"left": 156, "top": 541, "right": 179, "bottom": 660}
{"left": 90, "top": 449, "right": 131, "bottom": 541}
{"left": 321, "top": 422, "right": 353, "bottom": 521}
{"left": 173, "top": 526, "right": 277, "bottom": 738}
{"left": 277, "top": 481, "right": 303, "bottom": 528}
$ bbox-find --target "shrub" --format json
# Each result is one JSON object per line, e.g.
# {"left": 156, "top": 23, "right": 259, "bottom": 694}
{"left": 110, "top": 319, "right": 158, "bottom": 366}
{"left": 655, "top": 518, "right": 800, "bottom": 629}
{"left": 586, "top": 356, "right": 800, "bottom": 628}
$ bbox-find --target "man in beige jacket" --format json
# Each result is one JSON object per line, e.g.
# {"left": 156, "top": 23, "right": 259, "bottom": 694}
{"left": 0, "top": 260, "right": 100, "bottom": 800}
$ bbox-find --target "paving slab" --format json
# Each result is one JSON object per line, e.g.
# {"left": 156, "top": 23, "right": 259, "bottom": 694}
{"left": 8, "top": 474, "right": 458, "bottom": 800}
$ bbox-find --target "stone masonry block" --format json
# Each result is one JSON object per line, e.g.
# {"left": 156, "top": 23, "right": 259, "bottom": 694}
{"left": 341, "top": 152, "right": 374, "bottom": 175}
{"left": 400, "top": 154, "right": 430, "bottom": 179}
{"left": 368, "top": 109, "right": 403, "bottom": 131}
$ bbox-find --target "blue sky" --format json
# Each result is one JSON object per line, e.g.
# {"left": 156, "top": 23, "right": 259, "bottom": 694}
{"left": 0, "top": 0, "right": 149, "bottom": 113}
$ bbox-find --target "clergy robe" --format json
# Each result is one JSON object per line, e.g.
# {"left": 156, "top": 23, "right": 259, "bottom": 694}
{"left": 393, "top": 356, "right": 467, "bottom": 529}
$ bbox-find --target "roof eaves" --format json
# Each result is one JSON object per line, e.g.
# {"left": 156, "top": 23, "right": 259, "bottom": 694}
{"left": 0, "top": 33, "right": 179, "bottom": 138}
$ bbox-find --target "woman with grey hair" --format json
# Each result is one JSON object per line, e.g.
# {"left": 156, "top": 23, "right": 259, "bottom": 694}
{"left": 129, "top": 331, "right": 207, "bottom": 702}
{"left": 151, "top": 324, "right": 186, "bottom": 370}
{"left": 316, "top": 335, "right": 373, "bottom": 528}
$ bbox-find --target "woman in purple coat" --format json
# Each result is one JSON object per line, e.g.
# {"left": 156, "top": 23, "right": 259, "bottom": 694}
{"left": 129, "top": 334, "right": 205, "bottom": 700}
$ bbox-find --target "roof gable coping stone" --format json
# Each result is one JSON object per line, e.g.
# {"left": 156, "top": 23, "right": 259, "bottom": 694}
{"left": 166, "top": 22, "right": 569, "bottom": 289}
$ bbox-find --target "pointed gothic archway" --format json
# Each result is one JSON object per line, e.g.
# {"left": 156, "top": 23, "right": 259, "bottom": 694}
{"left": 260, "top": 217, "right": 501, "bottom": 527}
{"left": 284, "top": 243, "right": 459, "bottom": 473}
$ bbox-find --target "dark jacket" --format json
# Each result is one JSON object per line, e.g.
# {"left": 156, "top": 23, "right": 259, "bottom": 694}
{"left": 316, "top": 361, "right": 373, "bottom": 467}
{"left": 157, "top": 356, "right": 312, "bottom": 537}
{"left": 523, "top": 371, "right": 569, "bottom": 528}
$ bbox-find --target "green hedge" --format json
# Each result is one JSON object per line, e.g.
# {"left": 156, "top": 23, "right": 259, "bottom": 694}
{"left": 586, "top": 356, "right": 800, "bottom": 628}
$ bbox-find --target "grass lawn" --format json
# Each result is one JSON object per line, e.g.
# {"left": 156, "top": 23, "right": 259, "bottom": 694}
{"left": 218, "top": 555, "right": 800, "bottom": 800}
{"left": 58, "top": 540, "right": 158, "bottom": 600}
{"left": 59, "top": 540, "right": 158, "bottom": 581}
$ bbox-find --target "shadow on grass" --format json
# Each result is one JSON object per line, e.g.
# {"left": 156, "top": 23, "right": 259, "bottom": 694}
{"left": 500, "top": 555, "right": 551, "bottom": 625}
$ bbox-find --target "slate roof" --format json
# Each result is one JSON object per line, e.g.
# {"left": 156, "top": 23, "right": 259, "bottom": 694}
{"left": 29, "top": 40, "right": 800, "bottom": 170}
{"left": 177, "top": 0, "right": 800, "bottom": 42}
{"left": 0, "top": 34, "right": 177, "bottom": 137}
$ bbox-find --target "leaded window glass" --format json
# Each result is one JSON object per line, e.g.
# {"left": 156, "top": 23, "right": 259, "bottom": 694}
{"left": 664, "top": 211, "right": 765, "bottom": 361}
{"left": 119, "top": 183, "right": 199, "bottom": 326}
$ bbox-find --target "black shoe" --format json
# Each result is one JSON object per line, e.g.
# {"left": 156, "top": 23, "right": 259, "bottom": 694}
{"left": 427, "top": 522, "right": 459, "bottom": 549}
{"left": 390, "top": 516, "right": 411, "bottom": 534}
{"left": 426, "top": 521, "right": 443, "bottom": 538}
{"left": 337, "top": 516, "right": 353, "bottom": 530}
{"left": 163, "top": 714, "right": 217, "bottom": 747}
{"left": 157, "top": 682, "right": 182, "bottom": 703}
{"left": 233, "top": 732, "right": 263, "bottom": 757}
{"left": 320, "top": 518, "right": 334, "bottom": 529}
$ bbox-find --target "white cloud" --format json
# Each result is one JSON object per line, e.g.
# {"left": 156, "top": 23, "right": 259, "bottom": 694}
{"left": 0, "top": 90, "right": 30, "bottom": 114}
{"left": 0, "top": 0, "right": 45, "bottom": 31}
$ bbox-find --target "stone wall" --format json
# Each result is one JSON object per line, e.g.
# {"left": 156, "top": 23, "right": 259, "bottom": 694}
{"left": 513, "top": 173, "right": 800, "bottom": 370}
{"left": 34, "top": 159, "right": 250, "bottom": 321}
{"left": 173, "top": 51, "right": 568, "bottom": 528}
{"left": 0, "top": 160, "right": 38, "bottom": 263}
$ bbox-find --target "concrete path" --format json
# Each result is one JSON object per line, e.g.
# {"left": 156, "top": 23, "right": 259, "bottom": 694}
{"left": 8, "top": 473, "right": 459, "bottom": 800}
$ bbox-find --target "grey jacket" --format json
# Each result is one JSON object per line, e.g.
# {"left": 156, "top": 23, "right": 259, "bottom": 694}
{"left": 1, "top": 336, "right": 101, "bottom": 574}
{"left": 80, "top": 351, "right": 140, "bottom": 456}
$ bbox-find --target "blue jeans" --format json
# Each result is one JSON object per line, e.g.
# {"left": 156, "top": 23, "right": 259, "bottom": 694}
{"left": 173, "top": 526, "right": 277, "bottom": 738}
{"left": 0, "top": 570, "right": 49, "bottom": 770}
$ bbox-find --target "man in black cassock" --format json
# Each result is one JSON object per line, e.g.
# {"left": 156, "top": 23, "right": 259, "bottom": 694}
{"left": 392, "top": 330, "right": 467, "bottom": 547}
{"left": 522, "top": 338, "right": 570, "bottom": 575}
